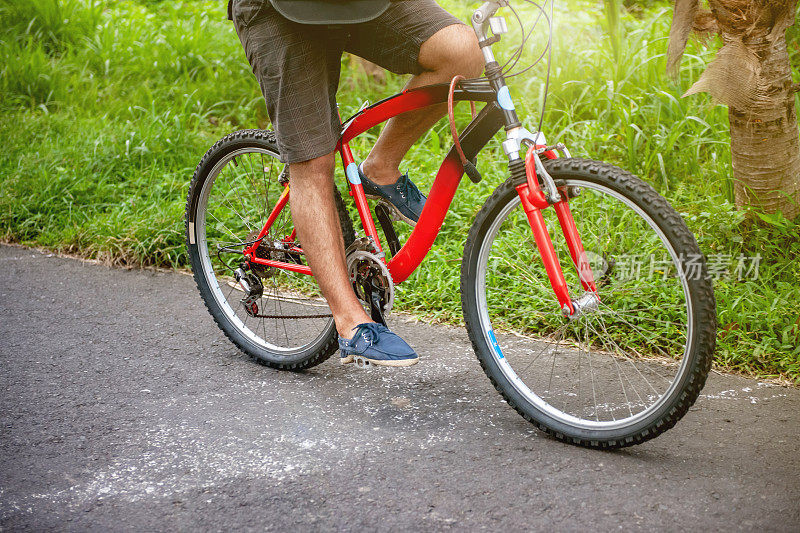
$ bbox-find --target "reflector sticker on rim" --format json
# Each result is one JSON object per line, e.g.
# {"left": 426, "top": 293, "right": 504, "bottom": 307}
{"left": 488, "top": 329, "right": 504, "bottom": 358}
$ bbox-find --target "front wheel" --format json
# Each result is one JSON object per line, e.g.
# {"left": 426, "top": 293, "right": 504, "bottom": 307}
{"left": 461, "top": 158, "right": 716, "bottom": 448}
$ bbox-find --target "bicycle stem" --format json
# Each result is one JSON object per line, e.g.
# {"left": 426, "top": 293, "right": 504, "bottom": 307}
{"left": 473, "top": 1, "right": 522, "bottom": 132}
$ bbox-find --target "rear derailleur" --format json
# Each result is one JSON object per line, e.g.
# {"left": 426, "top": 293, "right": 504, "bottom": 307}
{"left": 234, "top": 266, "right": 262, "bottom": 318}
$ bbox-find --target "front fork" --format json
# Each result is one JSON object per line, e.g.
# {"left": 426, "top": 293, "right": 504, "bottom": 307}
{"left": 472, "top": 0, "right": 599, "bottom": 318}
{"left": 515, "top": 147, "right": 599, "bottom": 318}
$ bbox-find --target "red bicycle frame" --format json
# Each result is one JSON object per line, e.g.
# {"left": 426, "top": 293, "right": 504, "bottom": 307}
{"left": 243, "top": 82, "right": 597, "bottom": 313}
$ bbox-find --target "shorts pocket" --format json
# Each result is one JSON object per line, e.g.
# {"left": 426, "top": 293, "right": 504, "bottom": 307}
{"left": 232, "top": 0, "right": 268, "bottom": 28}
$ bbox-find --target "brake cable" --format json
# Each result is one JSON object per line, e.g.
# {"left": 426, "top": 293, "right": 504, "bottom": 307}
{"left": 446, "top": 0, "right": 554, "bottom": 184}
{"left": 447, "top": 75, "right": 481, "bottom": 182}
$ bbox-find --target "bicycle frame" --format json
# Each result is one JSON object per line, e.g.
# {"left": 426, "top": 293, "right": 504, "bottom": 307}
{"left": 244, "top": 1, "right": 599, "bottom": 316}
{"left": 244, "top": 83, "right": 501, "bottom": 281}
{"left": 243, "top": 81, "right": 596, "bottom": 315}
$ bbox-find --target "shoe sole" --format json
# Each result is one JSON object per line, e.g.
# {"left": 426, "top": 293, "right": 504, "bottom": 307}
{"left": 364, "top": 194, "right": 417, "bottom": 227}
{"left": 341, "top": 355, "right": 419, "bottom": 367}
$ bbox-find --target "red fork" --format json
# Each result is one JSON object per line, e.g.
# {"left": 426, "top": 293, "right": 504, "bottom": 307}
{"left": 515, "top": 148, "right": 598, "bottom": 316}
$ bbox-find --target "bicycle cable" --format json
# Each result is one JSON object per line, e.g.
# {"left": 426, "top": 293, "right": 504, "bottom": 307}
{"left": 460, "top": 1, "right": 553, "bottom": 84}
{"left": 447, "top": 0, "right": 555, "bottom": 166}
{"left": 447, "top": 74, "right": 479, "bottom": 180}
{"left": 501, "top": 0, "right": 551, "bottom": 79}
{"left": 504, "top": 0, "right": 553, "bottom": 81}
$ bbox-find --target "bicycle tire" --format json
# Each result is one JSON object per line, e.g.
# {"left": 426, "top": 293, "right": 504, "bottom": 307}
{"left": 185, "top": 129, "right": 355, "bottom": 370}
{"left": 461, "top": 158, "right": 716, "bottom": 448}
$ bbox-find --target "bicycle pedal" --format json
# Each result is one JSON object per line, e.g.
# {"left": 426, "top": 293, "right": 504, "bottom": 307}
{"left": 352, "top": 355, "right": 373, "bottom": 369}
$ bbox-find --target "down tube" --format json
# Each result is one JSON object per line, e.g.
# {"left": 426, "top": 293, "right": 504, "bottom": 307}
{"left": 386, "top": 152, "right": 463, "bottom": 284}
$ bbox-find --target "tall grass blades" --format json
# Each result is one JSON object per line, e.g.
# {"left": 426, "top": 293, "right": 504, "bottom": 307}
{"left": 0, "top": 0, "right": 797, "bottom": 382}
{"left": 0, "top": 0, "right": 102, "bottom": 53}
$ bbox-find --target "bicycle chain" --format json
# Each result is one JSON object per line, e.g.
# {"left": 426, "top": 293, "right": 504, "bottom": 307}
{"left": 249, "top": 311, "right": 332, "bottom": 319}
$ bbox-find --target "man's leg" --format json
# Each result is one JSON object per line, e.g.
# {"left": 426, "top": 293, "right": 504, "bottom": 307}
{"left": 289, "top": 154, "right": 419, "bottom": 366}
{"left": 287, "top": 153, "right": 371, "bottom": 338}
{"left": 233, "top": 3, "right": 418, "bottom": 364}
{"left": 361, "top": 24, "right": 484, "bottom": 185}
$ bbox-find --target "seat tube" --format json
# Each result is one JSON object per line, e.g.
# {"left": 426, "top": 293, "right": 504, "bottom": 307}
{"left": 338, "top": 141, "right": 383, "bottom": 253}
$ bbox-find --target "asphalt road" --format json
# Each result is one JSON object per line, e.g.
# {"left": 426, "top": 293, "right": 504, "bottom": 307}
{"left": 0, "top": 244, "right": 798, "bottom": 531}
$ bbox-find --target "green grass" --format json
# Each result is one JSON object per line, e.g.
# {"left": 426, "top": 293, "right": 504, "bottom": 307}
{"left": 0, "top": 0, "right": 798, "bottom": 382}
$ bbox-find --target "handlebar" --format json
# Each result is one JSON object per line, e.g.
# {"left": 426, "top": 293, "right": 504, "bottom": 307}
{"left": 471, "top": 1, "right": 507, "bottom": 43}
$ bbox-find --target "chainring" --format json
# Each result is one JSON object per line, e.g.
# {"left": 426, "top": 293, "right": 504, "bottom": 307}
{"left": 346, "top": 249, "right": 394, "bottom": 316}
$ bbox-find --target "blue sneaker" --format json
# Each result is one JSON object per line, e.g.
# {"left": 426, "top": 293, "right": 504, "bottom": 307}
{"left": 358, "top": 164, "right": 426, "bottom": 226}
{"left": 339, "top": 323, "right": 419, "bottom": 367}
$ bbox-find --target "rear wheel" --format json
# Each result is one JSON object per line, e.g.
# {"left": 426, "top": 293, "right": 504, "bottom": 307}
{"left": 185, "top": 130, "right": 355, "bottom": 370}
{"left": 461, "top": 158, "right": 716, "bottom": 447}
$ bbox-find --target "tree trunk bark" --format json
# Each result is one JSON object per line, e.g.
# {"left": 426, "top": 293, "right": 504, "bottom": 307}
{"left": 728, "top": 31, "right": 800, "bottom": 220}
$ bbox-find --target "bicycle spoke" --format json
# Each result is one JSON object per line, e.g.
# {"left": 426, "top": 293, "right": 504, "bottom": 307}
{"left": 597, "top": 302, "right": 684, "bottom": 357}
{"left": 592, "top": 316, "right": 664, "bottom": 397}
{"left": 593, "top": 310, "right": 683, "bottom": 327}
{"left": 584, "top": 325, "right": 600, "bottom": 421}
{"left": 207, "top": 211, "right": 243, "bottom": 243}
{"left": 220, "top": 162, "right": 255, "bottom": 229}
{"left": 585, "top": 319, "right": 640, "bottom": 417}
{"left": 244, "top": 153, "right": 268, "bottom": 221}
{"left": 515, "top": 320, "right": 572, "bottom": 376}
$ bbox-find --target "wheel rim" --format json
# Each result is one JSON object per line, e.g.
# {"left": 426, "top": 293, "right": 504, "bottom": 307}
{"left": 475, "top": 178, "right": 694, "bottom": 431}
{"left": 194, "top": 146, "right": 335, "bottom": 355}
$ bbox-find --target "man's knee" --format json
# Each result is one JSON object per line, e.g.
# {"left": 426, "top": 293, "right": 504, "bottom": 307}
{"left": 289, "top": 152, "right": 335, "bottom": 185}
{"left": 452, "top": 25, "right": 486, "bottom": 79}
{"left": 420, "top": 24, "right": 484, "bottom": 79}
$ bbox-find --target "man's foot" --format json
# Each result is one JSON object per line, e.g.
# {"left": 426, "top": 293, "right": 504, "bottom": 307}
{"left": 358, "top": 164, "right": 426, "bottom": 226}
{"left": 339, "top": 322, "right": 419, "bottom": 367}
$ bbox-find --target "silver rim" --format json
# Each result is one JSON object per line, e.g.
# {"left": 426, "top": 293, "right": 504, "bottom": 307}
{"left": 474, "top": 179, "right": 694, "bottom": 431}
{"left": 194, "top": 146, "right": 335, "bottom": 356}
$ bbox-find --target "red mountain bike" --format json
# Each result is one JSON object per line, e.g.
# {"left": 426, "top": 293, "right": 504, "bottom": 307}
{"left": 185, "top": 1, "right": 716, "bottom": 448}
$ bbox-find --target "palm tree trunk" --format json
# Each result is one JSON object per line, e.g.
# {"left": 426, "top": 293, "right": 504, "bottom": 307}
{"left": 668, "top": 0, "right": 800, "bottom": 219}
{"left": 728, "top": 28, "right": 800, "bottom": 219}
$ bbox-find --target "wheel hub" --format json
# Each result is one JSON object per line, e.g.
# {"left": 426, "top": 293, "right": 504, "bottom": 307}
{"left": 565, "top": 291, "right": 601, "bottom": 320}
{"left": 246, "top": 231, "right": 302, "bottom": 278}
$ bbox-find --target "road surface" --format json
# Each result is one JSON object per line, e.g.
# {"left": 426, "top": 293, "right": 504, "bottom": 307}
{"left": 0, "top": 245, "right": 797, "bottom": 531}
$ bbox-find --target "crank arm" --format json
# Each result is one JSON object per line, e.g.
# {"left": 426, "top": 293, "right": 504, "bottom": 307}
{"left": 364, "top": 281, "right": 388, "bottom": 326}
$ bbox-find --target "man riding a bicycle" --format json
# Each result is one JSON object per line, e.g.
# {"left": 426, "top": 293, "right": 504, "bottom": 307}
{"left": 190, "top": 0, "right": 715, "bottom": 446}
{"left": 229, "top": 0, "right": 484, "bottom": 366}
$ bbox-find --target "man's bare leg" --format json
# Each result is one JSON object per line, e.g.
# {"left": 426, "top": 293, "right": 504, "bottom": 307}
{"left": 288, "top": 153, "right": 371, "bottom": 338}
{"left": 361, "top": 24, "right": 484, "bottom": 185}
{"left": 287, "top": 26, "right": 483, "bottom": 339}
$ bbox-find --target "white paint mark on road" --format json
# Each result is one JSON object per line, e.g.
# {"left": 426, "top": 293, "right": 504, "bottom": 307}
{"left": 701, "top": 382, "right": 788, "bottom": 404}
